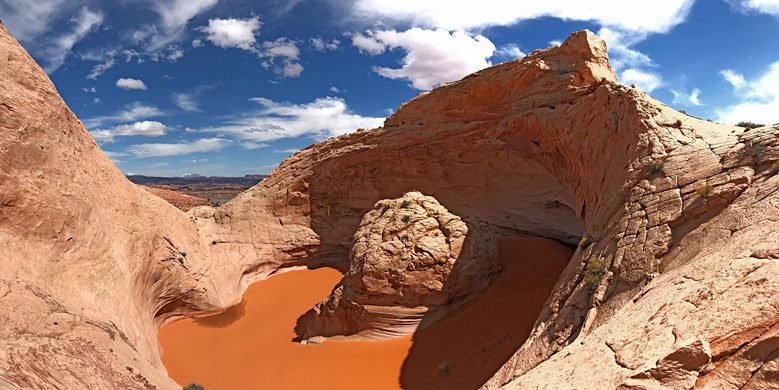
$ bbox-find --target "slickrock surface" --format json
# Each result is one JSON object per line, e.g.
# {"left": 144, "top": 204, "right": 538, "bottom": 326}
{"left": 295, "top": 191, "right": 500, "bottom": 341}
{"left": 1, "top": 18, "right": 778, "bottom": 390}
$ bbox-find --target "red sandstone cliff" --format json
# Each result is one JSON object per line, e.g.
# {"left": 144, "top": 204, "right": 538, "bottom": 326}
{"left": 1, "top": 21, "right": 778, "bottom": 390}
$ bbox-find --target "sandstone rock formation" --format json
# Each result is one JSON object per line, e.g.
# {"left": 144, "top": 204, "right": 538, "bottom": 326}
{"left": 1, "top": 19, "right": 778, "bottom": 390}
{"left": 296, "top": 191, "right": 499, "bottom": 341}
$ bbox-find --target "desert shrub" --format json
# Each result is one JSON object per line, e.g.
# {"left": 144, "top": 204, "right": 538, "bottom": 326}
{"left": 177, "top": 257, "right": 184, "bottom": 264}
{"left": 402, "top": 215, "right": 411, "bottom": 223}
{"left": 770, "top": 162, "right": 779, "bottom": 177}
{"left": 438, "top": 362, "right": 454, "bottom": 378}
{"left": 742, "top": 141, "right": 764, "bottom": 164}
{"left": 695, "top": 184, "right": 713, "bottom": 199}
{"left": 401, "top": 200, "right": 411, "bottom": 208}
{"left": 647, "top": 160, "right": 664, "bottom": 174}
{"left": 578, "top": 235, "right": 591, "bottom": 249}
{"left": 211, "top": 240, "right": 217, "bottom": 245}
{"left": 183, "top": 384, "right": 204, "bottom": 390}
{"left": 583, "top": 256, "right": 609, "bottom": 292}
{"left": 181, "top": 252, "right": 187, "bottom": 257}
{"left": 630, "top": 83, "right": 636, "bottom": 88}
{"left": 375, "top": 202, "right": 383, "bottom": 210}
{"left": 736, "top": 121, "right": 765, "bottom": 128}
{"left": 675, "top": 119, "right": 683, "bottom": 128}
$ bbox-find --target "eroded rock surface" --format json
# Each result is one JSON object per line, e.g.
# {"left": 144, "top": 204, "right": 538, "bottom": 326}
{"left": 1, "top": 20, "right": 778, "bottom": 390}
{"left": 296, "top": 191, "right": 499, "bottom": 341}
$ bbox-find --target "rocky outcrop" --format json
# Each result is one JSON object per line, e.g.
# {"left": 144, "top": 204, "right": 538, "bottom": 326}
{"left": 1, "top": 19, "right": 778, "bottom": 390}
{"left": 295, "top": 191, "right": 499, "bottom": 341}
{"left": 140, "top": 186, "right": 211, "bottom": 211}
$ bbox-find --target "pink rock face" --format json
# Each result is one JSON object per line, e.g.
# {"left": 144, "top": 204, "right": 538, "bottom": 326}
{"left": 296, "top": 191, "right": 499, "bottom": 341}
{"left": 1, "top": 21, "right": 779, "bottom": 390}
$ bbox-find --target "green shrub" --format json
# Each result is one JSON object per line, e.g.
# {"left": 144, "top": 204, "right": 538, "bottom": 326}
{"left": 375, "top": 202, "right": 383, "bottom": 210}
{"left": 183, "top": 384, "right": 204, "bottom": 390}
{"left": 437, "top": 362, "right": 454, "bottom": 378}
{"left": 402, "top": 215, "right": 411, "bottom": 223}
{"left": 742, "top": 141, "right": 763, "bottom": 164}
{"left": 211, "top": 241, "right": 217, "bottom": 245}
{"left": 578, "top": 235, "right": 591, "bottom": 249}
{"left": 675, "top": 119, "right": 683, "bottom": 128}
{"left": 401, "top": 200, "right": 411, "bottom": 208}
{"left": 177, "top": 257, "right": 184, "bottom": 265}
{"left": 647, "top": 160, "right": 664, "bottom": 174}
{"left": 694, "top": 184, "right": 713, "bottom": 199}
{"left": 181, "top": 252, "right": 187, "bottom": 257}
{"left": 736, "top": 121, "right": 765, "bottom": 128}
{"left": 583, "top": 256, "right": 609, "bottom": 292}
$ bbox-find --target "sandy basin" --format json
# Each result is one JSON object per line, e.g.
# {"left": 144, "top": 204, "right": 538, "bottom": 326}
{"left": 158, "top": 237, "right": 573, "bottom": 389}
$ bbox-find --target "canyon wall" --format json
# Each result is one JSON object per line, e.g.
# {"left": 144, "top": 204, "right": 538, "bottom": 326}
{"left": 1, "top": 20, "right": 778, "bottom": 390}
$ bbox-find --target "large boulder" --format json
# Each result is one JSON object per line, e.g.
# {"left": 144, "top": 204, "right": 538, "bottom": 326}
{"left": 296, "top": 191, "right": 499, "bottom": 341}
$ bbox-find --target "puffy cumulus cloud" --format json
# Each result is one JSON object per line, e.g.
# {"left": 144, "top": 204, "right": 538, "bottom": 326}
{"left": 621, "top": 69, "right": 663, "bottom": 93}
{"left": 127, "top": 138, "right": 232, "bottom": 157}
{"left": 353, "top": 28, "right": 496, "bottom": 90}
{"left": 671, "top": 88, "right": 703, "bottom": 107}
{"left": 310, "top": 37, "right": 340, "bottom": 51}
{"left": 259, "top": 38, "right": 303, "bottom": 78}
{"left": 116, "top": 78, "right": 148, "bottom": 90}
{"left": 595, "top": 27, "right": 655, "bottom": 70}
{"left": 716, "top": 61, "right": 779, "bottom": 125}
{"left": 199, "top": 97, "right": 385, "bottom": 142}
{"left": 83, "top": 102, "right": 164, "bottom": 128}
{"left": 351, "top": 0, "right": 695, "bottom": 33}
{"left": 720, "top": 69, "right": 747, "bottom": 89}
{"left": 725, "top": 0, "right": 779, "bottom": 15}
{"left": 352, "top": 31, "right": 388, "bottom": 55}
{"left": 90, "top": 121, "right": 171, "bottom": 143}
{"left": 41, "top": 7, "right": 104, "bottom": 73}
{"left": 202, "top": 16, "right": 261, "bottom": 50}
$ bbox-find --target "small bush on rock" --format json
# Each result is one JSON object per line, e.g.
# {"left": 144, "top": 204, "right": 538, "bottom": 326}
{"left": 438, "top": 362, "right": 454, "bottom": 378}
{"left": 583, "top": 256, "right": 609, "bottom": 292}
{"left": 647, "top": 160, "right": 664, "bottom": 174}
{"left": 675, "top": 119, "right": 683, "bottom": 128}
{"left": 183, "top": 384, "right": 204, "bottom": 390}
{"left": 401, "top": 200, "right": 411, "bottom": 208}
{"left": 375, "top": 202, "right": 383, "bottom": 210}
{"left": 402, "top": 215, "right": 410, "bottom": 223}
{"left": 736, "top": 121, "right": 765, "bottom": 129}
{"left": 770, "top": 162, "right": 779, "bottom": 177}
{"left": 695, "top": 184, "right": 713, "bottom": 199}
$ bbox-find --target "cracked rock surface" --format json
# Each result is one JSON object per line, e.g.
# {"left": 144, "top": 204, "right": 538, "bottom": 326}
{"left": 295, "top": 191, "right": 499, "bottom": 341}
{"left": 1, "top": 20, "right": 778, "bottom": 390}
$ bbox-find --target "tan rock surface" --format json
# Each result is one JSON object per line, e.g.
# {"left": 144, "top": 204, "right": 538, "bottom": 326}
{"left": 1, "top": 19, "right": 778, "bottom": 390}
{"left": 296, "top": 191, "right": 499, "bottom": 341}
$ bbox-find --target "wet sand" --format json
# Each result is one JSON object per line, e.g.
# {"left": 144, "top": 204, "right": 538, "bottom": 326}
{"left": 158, "top": 237, "right": 572, "bottom": 389}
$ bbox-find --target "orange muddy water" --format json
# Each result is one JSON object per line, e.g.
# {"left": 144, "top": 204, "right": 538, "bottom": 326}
{"left": 158, "top": 237, "right": 572, "bottom": 390}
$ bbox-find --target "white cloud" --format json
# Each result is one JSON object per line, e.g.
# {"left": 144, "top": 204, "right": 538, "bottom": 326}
{"left": 595, "top": 27, "right": 655, "bottom": 70}
{"left": 116, "top": 78, "right": 148, "bottom": 90}
{"left": 671, "top": 88, "right": 703, "bottom": 106}
{"left": 274, "top": 148, "right": 300, "bottom": 153}
{"left": 127, "top": 138, "right": 232, "bottom": 157}
{"left": 144, "top": 0, "right": 219, "bottom": 50}
{"left": 310, "top": 37, "right": 341, "bottom": 51}
{"left": 353, "top": 28, "right": 495, "bottom": 90}
{"left": 172, "top": 92, "right": 200, "bottom": 111}
{"left": 93, "top": 97, "right": 102, "bottom": 104}
{"left": 0, "top": 0, "right": 65, "bottom": 41}
{"left": 330, "top": 86, "right": 341, "bottom": 93}
{"left": 716, "top": 61, "right": 779, "bottom": 125}
{"left": 549, "top": 40, "right": 562, "bottom": 46}
{"left": 83, "top": 87, "right": 96, "bottom": 93}
{"left": 84, "top": 102, "right": 164, "bottom": 128}
{"left": 90, "top": 121, "right": 171, "bottom": 143}
{"left": 494, "top": 43, "right": 525, "bottom": 59}
{"left": 351, "top": 1, "right": 695, "bottom": 33}
{"left": 260, "top": 38, "right": 303, "bottom": 78}
{"left": 720, "top": 69, "right": 747, "bottom": 89}
{"left": 352, "top": 32, "right": 387, "bottom": 55}
{"left": 199, "top": 97, "right": 385, "bottom": 142}
{"left": 621, "top": 69, "right": 663, "bottom": 93}
{"left": 192, "top": 38, "right": 203, "bottom": 47}
{"left": 240, "top": 141, "right": 269, "bottom": 150}
{"left": 725, "top": 0, "right": 779, "bottom": 15}
{"left": 42, "top": 7, "right": 104, "bottom": 73}
{"left": 87, "top": 58, "right": 115, "bottom": 80}
{"left": 202, "top": 16, "right": 261, "bottom": 50}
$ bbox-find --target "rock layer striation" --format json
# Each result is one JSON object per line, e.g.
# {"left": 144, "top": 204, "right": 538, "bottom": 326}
{"left": 1, "top": 22, "right": 778, "bottom": 390}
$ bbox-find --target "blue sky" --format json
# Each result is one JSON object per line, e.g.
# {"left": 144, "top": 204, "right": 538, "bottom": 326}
{"left": 2, "top": 0, "right": 779, "bottom": 176}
